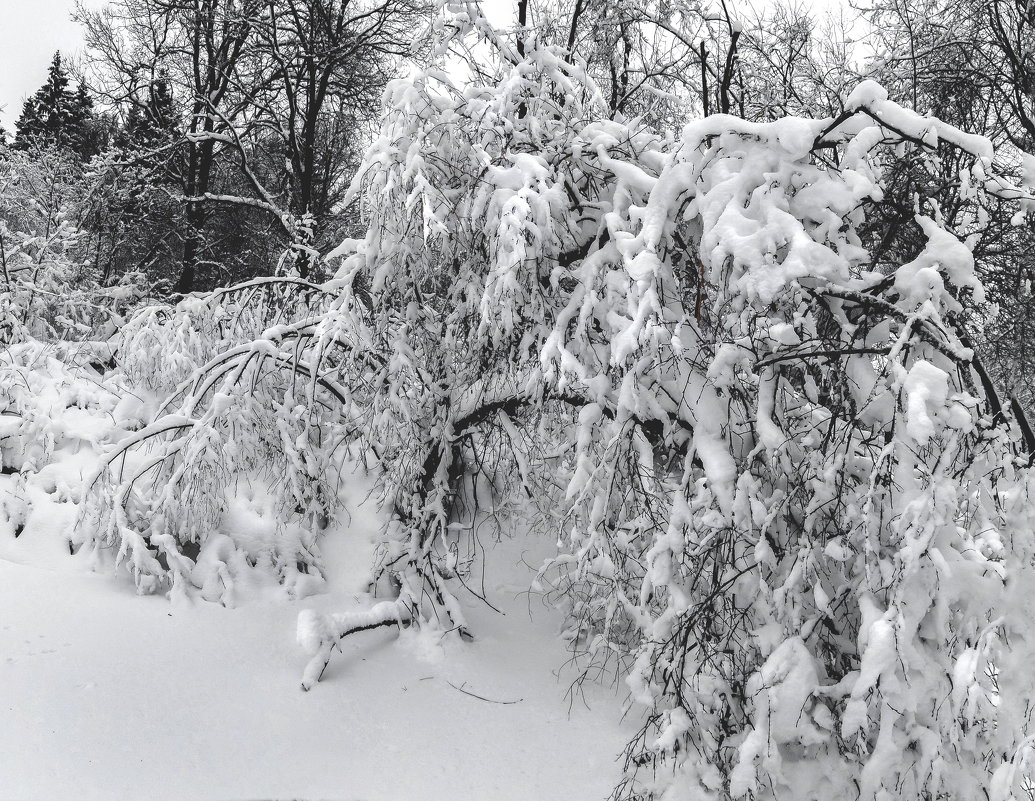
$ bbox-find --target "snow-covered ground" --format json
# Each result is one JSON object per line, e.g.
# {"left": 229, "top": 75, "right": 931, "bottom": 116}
{"left": 0, "top": 359, "right": 631, "bottom": 801}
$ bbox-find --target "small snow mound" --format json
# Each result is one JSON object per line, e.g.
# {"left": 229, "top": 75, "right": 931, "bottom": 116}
{"left": 903, "top": 361, "right": 948, "bottom": 444}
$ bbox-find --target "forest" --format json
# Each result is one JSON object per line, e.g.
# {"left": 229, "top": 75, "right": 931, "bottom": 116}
{"left": 5, "top": 0, "right": 1035, "bottom": 799}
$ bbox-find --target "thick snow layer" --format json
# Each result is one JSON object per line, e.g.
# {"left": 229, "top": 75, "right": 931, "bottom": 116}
{"left": 0, "top": 408, "right": 630, "bottom": 800}
{"left": 0, "top": 556, "right": 628, "bottom": 801}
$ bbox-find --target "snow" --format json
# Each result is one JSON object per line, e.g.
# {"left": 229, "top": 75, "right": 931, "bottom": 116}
{"left": 751, "top": 636, "right": 823, "bottom": 746}
{"left": 844, "top": 80, "right": 889, "bottom": 108}
{"left": 0, "top": 531, "right": 630, "bottom": 801}
{"left": 5, "top": 39, "right": 1035, "bottom": 800}
{"left": 902, "top": 360, "right": 950, "bottom": 445}
{"left": 894, "top": 216, "right": 984, "bottom": 307}
{"left": 0, "top": 397, "right": 631, "bottom": 801}
{"left": 0, "top": 558, "right": 624, "bottom": 801}
{"left": 843, "top": 613, "right": 898, "bottom": 738}
{"left": 901, "top": 359, "right": 974, "bottom": 444}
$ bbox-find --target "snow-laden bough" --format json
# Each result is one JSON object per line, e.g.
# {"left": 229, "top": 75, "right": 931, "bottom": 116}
{"left": 77, "top": 4, "right": 1035, "bottom": 800}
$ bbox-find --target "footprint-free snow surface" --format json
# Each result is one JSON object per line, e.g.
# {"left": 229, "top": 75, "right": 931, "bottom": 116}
{"left": 0, "top": 401, "right": 630, "bottom": 801}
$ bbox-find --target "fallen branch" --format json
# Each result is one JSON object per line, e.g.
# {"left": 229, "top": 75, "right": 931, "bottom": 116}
{"left": 446, "top": 680, "right": 523, "bottom": 705}
{"left": 298, "top": 601, "right": 412, "bottom": 690}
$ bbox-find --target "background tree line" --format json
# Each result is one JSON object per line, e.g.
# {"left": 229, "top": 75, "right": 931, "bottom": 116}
{"left": 2, "top": 0, "right": 1033, "bottom": 415}
{"left": 1, "top": 0, "right": 422, "bottom": 309}
{"left": 2, "top": 0, "right": 1030, "bottom": 325}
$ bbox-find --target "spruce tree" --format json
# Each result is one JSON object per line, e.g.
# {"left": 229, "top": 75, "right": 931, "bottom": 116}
{"left": 117, "top": 76, "right": 177, "bottom": 160}
{"left": 14, "top": 52, "right": 101, "bottom": 160}
{"left": 69, "top": 81, "right": 103, "bottom": 159}
{"left": 14, "top": 98, "right": 42, "bottom": 147}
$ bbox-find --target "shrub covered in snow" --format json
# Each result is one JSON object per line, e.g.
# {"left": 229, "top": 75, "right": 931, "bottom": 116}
{"left": 74, "top": 277, "right": 343, "bottom": 603}
{"left": 0, "top": 145, "right": 147, "bottom": 344}
{"left": 73, "top": 3, "right": 1035, "bottom": 800}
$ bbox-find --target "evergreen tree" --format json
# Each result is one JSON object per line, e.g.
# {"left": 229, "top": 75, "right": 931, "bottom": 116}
{"left": 14, "top": 98, "right": 41, "bottom": 145}
{"left": 118, "top": 76, "right": 176, "bottom": 151}
{"left": 14, "top": 53, "right": 101, "bottom": 160}
{"left": 69, "top": 81, "right": 105, "bottom": 159}
{"left": 83, "top": 74, "right": 184, "bottom": 286}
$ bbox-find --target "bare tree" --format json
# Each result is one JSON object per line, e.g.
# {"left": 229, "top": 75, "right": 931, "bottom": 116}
{"left": 80, "top": 0, "right": 268, "bottom": 293}
{"left": 248, "top": 0, "right": 424, "bottom": 276}
{"left": 81, "top": 0, "right": 424, "bottom": 287}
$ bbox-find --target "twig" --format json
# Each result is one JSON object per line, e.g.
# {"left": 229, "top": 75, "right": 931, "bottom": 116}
{"left": 445, "top": 680, "right": 523, "bottom": 705}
